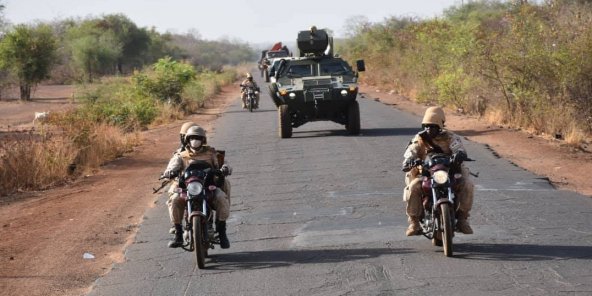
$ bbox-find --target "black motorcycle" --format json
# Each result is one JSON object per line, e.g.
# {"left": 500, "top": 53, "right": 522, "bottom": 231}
{"left": 176, "top": 161, "right": 225, "bottom": 268}
{"left": 412, "top": 153, "right": 470, "bottom": 257}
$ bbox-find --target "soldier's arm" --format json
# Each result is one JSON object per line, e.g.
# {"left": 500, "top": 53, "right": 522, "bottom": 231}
{"left": 403, "top": 135, "right": 421, "bottom": 162}
{"left": 164, "top": 153, "right": 184, "bottom": 177}
{"left": 449, "top": 133, "right": 466, "bottom": 154}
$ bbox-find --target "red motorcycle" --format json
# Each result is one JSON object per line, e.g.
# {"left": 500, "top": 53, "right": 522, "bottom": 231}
{"left": 409, "top": 152, "right": 472, "bottom": 257}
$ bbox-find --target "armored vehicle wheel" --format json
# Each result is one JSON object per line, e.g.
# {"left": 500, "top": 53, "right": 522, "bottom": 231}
{"left": 346, "top": 101, "right": 360, "bottom": 135}
{"left": 278, "top": 105, "right": 292, "bottom": 138}
{"left": 264, "top": 69, "right": 270, "bottom": 82}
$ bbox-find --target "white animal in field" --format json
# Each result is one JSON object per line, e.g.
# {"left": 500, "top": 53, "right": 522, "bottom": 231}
{"left": 33, "top": 111, "right": 50, "bottom": 124}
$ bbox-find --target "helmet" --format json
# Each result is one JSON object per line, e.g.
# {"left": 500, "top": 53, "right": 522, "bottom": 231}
{"left": 185, "top": 125, "right": 207, "bottom": 144}
{"left": 422, "top": 107, "right": 446, "bottom": 128}
{"left": 180, "top": 122, "right": 197, "bottom": 135}
{"left": 246, "top": 72, "right": 253, "bottom": 81}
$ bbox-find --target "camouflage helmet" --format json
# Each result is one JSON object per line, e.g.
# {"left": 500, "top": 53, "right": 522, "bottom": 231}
{"left": 422, "top": 107, "right": 446, "bottom": 128}
{"left": 246, "top": 72, "right": 253, "bottom": 80}
{"left": 185, "top": 125, "right": 207, "bottom": 144}
{"left": 180, "top": 121, "right": 197, "bottom": 135}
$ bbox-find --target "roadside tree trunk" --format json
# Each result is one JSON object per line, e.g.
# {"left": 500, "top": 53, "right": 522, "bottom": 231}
{"left": 19, "top": 82, "right": 31, "bottom": 100}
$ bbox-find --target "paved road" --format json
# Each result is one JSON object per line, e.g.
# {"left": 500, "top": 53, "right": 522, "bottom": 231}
{"left": 89, "top": 76, "right": 592, "bottom": 295}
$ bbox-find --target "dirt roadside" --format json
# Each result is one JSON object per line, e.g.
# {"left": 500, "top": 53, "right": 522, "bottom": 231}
{"left": 0, "top": 83, "right": 591, "bottom": 296}
{"left": 0, "top": 84, "right": 241, "bottom": 296}
{"left": 360, "top": 85, "right": 592, "bottom": 197}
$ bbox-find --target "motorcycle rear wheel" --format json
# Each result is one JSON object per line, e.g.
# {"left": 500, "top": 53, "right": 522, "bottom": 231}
{"left": 192, "top": 216, "right": 207, "bottom": 269}
{"left": 440, "top": 203, "right": 453, "bottom": 257}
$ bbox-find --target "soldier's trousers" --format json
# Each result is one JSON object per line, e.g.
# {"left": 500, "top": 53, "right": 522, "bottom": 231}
{"left": 403, "top": 165, "right": 474, "bottom": 221}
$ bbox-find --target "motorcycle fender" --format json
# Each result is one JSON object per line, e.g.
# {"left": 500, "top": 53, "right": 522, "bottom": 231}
{"left": 435, "top": 198, "right": 453, "bottom": 209}
{"left": 189, "top": 211, "right": 206, "bottom": 221}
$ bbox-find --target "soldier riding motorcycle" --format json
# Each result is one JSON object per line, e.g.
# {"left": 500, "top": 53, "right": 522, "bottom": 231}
{"left": 401, "top": 107, "right": 475, "bottom": 255}
{"left": 161, "top": 125, "right": 232, "bottom": 256}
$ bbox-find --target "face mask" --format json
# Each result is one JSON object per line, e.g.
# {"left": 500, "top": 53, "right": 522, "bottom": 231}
{"left": 190, "top": 139, "right": 202, "bottom": 149}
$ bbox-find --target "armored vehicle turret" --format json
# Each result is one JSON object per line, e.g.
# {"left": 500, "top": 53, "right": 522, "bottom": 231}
{"left": 269, "top": 26, "right": 366, "bottom": 138}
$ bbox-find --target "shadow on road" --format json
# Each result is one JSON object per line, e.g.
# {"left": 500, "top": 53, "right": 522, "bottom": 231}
{"left": 224, "top": 108, "right": 277, "bottom": 114}
{"left": 455, "top": 243, "right": 592, "bottom": 261}
{"left": 289, "top": 127, "right": 418, "bottom": 139}
{"left": 206, "top": 247, "right": 414, "bottom": 270}
{"left": 359, "top": 127, "right": 418, "bottom": 137}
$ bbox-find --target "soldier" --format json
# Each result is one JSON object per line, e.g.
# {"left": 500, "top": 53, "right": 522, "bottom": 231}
{"left": 240, "top": 72, "right": 260, "bottom": 109}
{"left": 162, "top": 125, "right": 232, "bottom": 248}
{"left": 176, "top": 121, "right": 197, "bottom": 154}
{"left": 401, "top": 107, "right": 474, "bottom": 236}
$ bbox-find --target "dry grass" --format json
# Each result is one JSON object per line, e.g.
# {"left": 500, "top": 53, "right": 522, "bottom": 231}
{"left": 0, "top": 122, "right": 140, "bottom": 196}
{"left": 0, "top": 133, "right": 76, "bottom": 195}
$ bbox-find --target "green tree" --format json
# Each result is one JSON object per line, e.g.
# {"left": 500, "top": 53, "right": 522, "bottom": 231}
{"left": 0, "top": 24, "right": 57, "bottom": 100}
{"left": 97, "top": 14, "right": 151, "bottom": 73}
{"left": 67, "top": 19, "right": 122, "bottom": 82}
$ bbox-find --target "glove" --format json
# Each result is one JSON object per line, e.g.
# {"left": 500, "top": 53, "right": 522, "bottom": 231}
{"left": 401, "top": 159, "right": 414, "bottom": 172}
{"left": 220, "top": 164, "right": 232, "bottom": 176}
{"left": 452, "top": 151, "right": 467, "bottom": 166}
{"left": 161, "top": 170, "right": 178, "bottom": 179}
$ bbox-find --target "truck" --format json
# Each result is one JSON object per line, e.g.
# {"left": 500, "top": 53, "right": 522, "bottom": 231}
{"left": 268, "top": 26, "right": 366, "bottom": 138}
{"left": 259, "top": 42, "right": 290, "bottom": 82}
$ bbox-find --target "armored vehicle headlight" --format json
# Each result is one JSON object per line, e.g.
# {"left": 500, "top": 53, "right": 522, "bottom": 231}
{"left": 279, "top": 89, "right": 288, "bottom": 96}
{"left": 433, "top": 170, "right": 449, "bottom": 185}
{"left": 340, "top": 90, "right": 348, "bottom": 96}
{"left": 289, "top": 93, "right": 296, "bottom": 99}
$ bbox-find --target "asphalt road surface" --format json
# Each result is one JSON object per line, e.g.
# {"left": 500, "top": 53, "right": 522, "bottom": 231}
{"left": 89, "top": 76, "right": 592, "bottom": 296}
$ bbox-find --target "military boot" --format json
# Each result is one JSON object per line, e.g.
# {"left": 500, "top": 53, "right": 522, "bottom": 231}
{"left": 456, "top": 211, "right": 473, "bottom": 234}
{"left": 216, "top": 220, "right": 230, "bottom": 249}
{"left": 167, "top": 224, "right": 184, "bottom": 248}
{"left": 406, "top": 216, "right": 421, "bottom": 236}
{"left": 456, "top": 219, "right": 473, "bottom": 234}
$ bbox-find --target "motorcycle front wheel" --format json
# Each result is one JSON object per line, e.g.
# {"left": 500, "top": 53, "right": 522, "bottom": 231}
{"left": 248, "top": 98, "right": 253, "bottom": 112}
{"left": 440, "top": 203, "right": 454, "bottom": 257}
{"left": 192, "top": 216, "right": 207, "bottom": 269}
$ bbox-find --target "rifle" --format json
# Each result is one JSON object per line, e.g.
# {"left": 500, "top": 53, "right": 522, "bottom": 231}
{"left": 153, "top": 177, "right": 172, "bottom": 194}
{"left": 418, "top": 129, "right": 444, "bottom": 154}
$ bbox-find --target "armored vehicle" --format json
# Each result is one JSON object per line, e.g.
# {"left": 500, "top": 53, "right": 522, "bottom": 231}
{"left": 269, "top": 26, "right": 365, "bottom": 138}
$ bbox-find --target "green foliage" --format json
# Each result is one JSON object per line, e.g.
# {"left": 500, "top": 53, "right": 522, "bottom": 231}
{"left": 169, "top": 34, "right": 257, "bottom": 71}
{"left": 75, "top": 77, "right": 158, "bottom": 129}
{"left": 132, "top": 57, "right": 196, "bottom": 104}
{"left": 0, "top": 24, "right": 57, "bottom": 99}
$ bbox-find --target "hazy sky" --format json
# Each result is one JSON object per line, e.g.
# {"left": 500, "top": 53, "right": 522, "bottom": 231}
{"left": 4, "top": 0, "right": 461, "bottom": 45}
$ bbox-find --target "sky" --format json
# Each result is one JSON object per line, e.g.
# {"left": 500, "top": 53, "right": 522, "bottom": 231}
{"left": 4, "top": 0, "right": 461, "bottom": 45}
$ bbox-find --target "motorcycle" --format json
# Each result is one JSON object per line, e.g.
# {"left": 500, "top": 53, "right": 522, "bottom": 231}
{"left": 408, "top": 152, "right": 472, "bottom": 257}
{"left": 163, "top": 160, "right": 226, "bottom": 269}
{"left": 242, "top": 85, "right": 259, "bottom": 112}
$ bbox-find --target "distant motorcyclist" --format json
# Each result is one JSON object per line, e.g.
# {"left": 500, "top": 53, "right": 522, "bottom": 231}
{"left": 162, "top": 125, "right": 232, "bottom": 248}
{"left": 401, "top": 107, "right": 474, "bottom": 236}
{"left": 240, "top": 72, "right": 260, "bottom": 109}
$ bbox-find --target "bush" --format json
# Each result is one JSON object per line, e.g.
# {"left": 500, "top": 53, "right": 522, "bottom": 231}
{"left": 133, "top": 57, "right": 196, "bottom": 104}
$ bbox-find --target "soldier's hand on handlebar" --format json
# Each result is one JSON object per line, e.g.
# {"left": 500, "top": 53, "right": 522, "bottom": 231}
{"left": 220, "top": 164, "right": 232, "bottom": 176}
{"left": 160, "top": 170, "right": 178, "bottom": 180}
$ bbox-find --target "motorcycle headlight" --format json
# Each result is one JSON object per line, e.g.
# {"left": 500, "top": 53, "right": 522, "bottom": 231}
{"left": 187, "top": 182, "right": 203, "bottom": 196}
{"left": 432, "top": 170, "right": 449, "bottom": 184}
